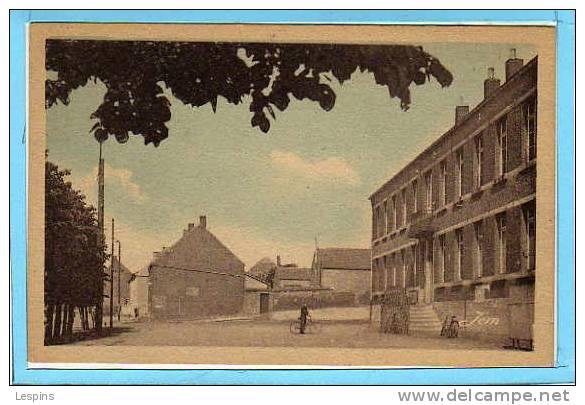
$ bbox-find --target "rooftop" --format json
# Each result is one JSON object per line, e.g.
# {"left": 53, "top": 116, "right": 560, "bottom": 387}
{"left": 316, "top": 248, "right": 371, "bottom": 271}
{"left": 274, "top": 267, "right": 313, "bottom": 281}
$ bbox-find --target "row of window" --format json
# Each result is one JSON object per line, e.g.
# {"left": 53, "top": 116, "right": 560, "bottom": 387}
{"left": 373, "top": 96, "right": 536, "bottom": 240}
{"left": 372, "top": 201, "right": 536, "bottom": 293}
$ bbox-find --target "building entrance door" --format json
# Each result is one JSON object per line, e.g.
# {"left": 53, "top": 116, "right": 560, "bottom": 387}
{"left": 423, "top": 238, "right": 434, "bottom": 304}
{"left": 259, "top": 293, "right": 269, "bottom": 314}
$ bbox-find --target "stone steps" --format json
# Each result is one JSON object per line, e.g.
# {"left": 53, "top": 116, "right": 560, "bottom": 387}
{"left": 409, "top": 304, "right": 442, "bottom": 334}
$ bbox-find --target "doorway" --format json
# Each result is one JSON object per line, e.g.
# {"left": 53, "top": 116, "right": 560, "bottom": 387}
{"left": 423, "top": 238, "right": 434, "bottom": 304}
{"left": 259, "top": 293, "right": 269, "bottom": 314}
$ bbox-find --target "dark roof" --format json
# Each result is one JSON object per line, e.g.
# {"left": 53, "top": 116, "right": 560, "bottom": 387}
{"left": 249, "top": 257, "right": 276, "bottom": 277}
{"left": 274, "top": 267, "right": 313, "bottom": 281}
{"left": 316, "top": 248, "right": 371, "bottom": 271}
{"left": 151, "top": 224, "right": 245, "bottom": 268}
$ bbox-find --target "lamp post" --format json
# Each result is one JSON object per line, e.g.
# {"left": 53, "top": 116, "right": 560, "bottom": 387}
{"left": 117, "top": 239, "right": 122, "bottom": 321}
{"left": 109, "top": 218, "right": 114, "bottom": 329}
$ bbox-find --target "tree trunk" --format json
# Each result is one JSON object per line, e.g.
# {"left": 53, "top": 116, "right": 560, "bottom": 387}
{"left": 80, "top": 306, "right": 87, "bottom": 331}
{"left": 53, "top": 303, "right": 62, "bottom": 342}
{"left": 95, "top": 301, "right": 103, "bottom": 334}
{"left": 66, "top": 305, "right": 75, "bottom": 338}
{"left": 79, "top": 306, "right": 84, "bottom": 331}
{"left": 89, "top": 306, "right": 96, "bottom": 331}
{"left": 86, "top": 306, "right": 91, "bottom": 330}
{"left": 44, "top": 304, "right": 54, "bottom": 345}
{"left": 61, "top": 304, "right": 69, "bottom": 339}
{"left": 84, "top": 306, "right": 90, "bottom": 330}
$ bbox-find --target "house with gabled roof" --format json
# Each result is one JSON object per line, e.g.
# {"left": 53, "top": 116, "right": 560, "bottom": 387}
{"left": 148, "top": 215, "right": 245, "bottom": 319}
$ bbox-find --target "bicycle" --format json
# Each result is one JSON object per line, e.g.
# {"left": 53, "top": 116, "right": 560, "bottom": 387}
{"left": 440, "top": 316, "right": 459, "bottom": 338}
{"left": 289, "top": 316, "right": 319, "bottom": 334}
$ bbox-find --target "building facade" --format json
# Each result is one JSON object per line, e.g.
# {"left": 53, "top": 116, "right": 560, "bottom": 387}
{"left": 273, "top": 266, "right": 314, "bottom": 290}
{"left": 369, "top": 55, "right": 537, "bottom": 340}
{"left": 129, "top": 266, "right": 150, "bottom": 318}
{"left": 312, "top": 247, "right": 371, "bottom": 302}
{"left": 102, "top": 256, "right": 134, "bottom": 322}
{"left": 148, "top": 216, "right": 245, "bottom": 319}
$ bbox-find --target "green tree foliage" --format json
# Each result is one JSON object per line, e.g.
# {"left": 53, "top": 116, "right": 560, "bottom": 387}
{"left": 46, "top": 40, "right": 453, "bottom": 146}
{"left": 45, "top": 160, "right": 106, "bottom": 343}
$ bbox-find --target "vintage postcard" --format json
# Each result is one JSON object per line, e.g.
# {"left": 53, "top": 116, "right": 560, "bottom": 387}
{"left": 27, "top": 23, "right": 556, "bottom": 367}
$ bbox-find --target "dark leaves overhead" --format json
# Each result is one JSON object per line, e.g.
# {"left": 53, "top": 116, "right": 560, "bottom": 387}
{"left": 46, "top": 40, "right": 453, "bottom": 147}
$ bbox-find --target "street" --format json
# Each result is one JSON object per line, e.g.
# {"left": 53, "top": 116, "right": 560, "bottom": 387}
{"left": 72, "top": 317, "right": 503, "bottom": 350}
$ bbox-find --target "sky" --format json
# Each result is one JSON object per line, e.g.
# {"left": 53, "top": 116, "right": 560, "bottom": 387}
{"left": 46, "top": 43, "right": 537, "bottom": 273}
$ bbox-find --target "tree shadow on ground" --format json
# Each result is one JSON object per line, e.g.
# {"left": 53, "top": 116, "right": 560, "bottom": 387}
{"left": 45, "top": 326, "right": 136, "bottom": 346}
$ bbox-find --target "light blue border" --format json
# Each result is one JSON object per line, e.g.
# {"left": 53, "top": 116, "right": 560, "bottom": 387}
{"left": 10, "top": 10, "right": 575, "bottom": 385}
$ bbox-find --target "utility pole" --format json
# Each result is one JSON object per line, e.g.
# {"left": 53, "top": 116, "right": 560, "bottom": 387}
{"left": 96, "top": 142, "right": 105, "bottom": 333}
{"left": 117, "top": 240, "right": 121, "bottom": 321}
{"left": 110, "top": 218, "right": 115, "bottom": 330}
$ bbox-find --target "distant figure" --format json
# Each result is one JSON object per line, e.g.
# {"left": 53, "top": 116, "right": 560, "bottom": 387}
{"left": 441, "top": 315, "right": 459, "bottom": 338}
{"left": 448, "top": 316, "right": 460, "bottom": 338}
{"left": 299, "top": 304, "right": 310, "bottom": 334}
{"left": 440, "top": 316, "right": 450, "bottom": 337}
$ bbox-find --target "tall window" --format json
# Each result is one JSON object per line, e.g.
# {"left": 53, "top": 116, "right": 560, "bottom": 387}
{"left": 383, "top": 200, "right": 388, "bottom": 235}
{"left": 496, "top": 213, "right": 507, "bottom": 274}
{"left": 438, "top": 234, "right": 446, "bottom": 283}
{"left": 497, "top": 116, "right": 508, "bottom": 176}
{"left": 383, "top": 256, "right": 388, "bottom": 291}
{"left": 475, "top": 134, "right": 484, "bottom": 188}
{"left": 374, "top": 258, "right": 380, "bottom": 292}
{"left": 379, "top": 205, "right": 385, "bottom": 237}
{"left": 456, "top": 149, "right": 464, "bottom": 199}
{"left": 378, "top": 258, "right": 384, "bottom": 292}
{"left": 391, "top": 195, "right": 397, "bottom": 231}
{"left": 440, "top": 161, "right": 447, "bottom": 206}
{"left": 524, "top": 202, "right": 536, "bottom": 270}
{"left": 455, "top": 229, "right": 464, "bottom": 281}
{"left": 524, "top": 96, "right": 537, "bottom": 161}
{"left": 412, "top": 179, "right": 418, "bottom": 213}
{"left": 401, "top": 188, "right": 407, "bottom": 226}
{"left": 373, "top": 206, "right": 380, "bottom": 239}
{"left": 412, "top": 244, "right": 418, "bottom": 287}
{"left": 391, "top": 253, "right": 396, "bottom": 287}
{"left": 424, "top": 171, "right": 433, "bottom": 213}
{"left": 371, "top": 259, "right": 377, "bottom": 291}
{"left": 474, "top": 221, "right": 484, "bottom": 277}
{"left": 401, "top": 250, "right": 406, "bottom": 288}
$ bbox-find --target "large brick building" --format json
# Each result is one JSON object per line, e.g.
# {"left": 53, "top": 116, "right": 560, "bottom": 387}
{"left": 148, "top": 216, "right": 245, "bottom": 319}
{"left": 369, "top": 54, "right": 537, "bottom": 342}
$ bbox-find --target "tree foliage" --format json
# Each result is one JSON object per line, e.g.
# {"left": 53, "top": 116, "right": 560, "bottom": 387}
{"left": 45, "top": 160, "right": 107, "bottom": 342}
{"left": 45, "top": 160, "right": 106, "bottom": 305}
{"left": 46, "top": 40, "right": 453, "bottom": 146}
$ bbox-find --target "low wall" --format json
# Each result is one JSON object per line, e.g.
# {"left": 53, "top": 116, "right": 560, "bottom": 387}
{"left": 270, "top": 289, "right": 363, "bottom": 311}
{"left": 434, "top": 299, "right": 521, "bottom": 345}
{"left": 434, "top": 279, "right": 534, "bottom": 345}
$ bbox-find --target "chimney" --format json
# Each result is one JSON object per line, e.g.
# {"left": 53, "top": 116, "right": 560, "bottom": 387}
{"left": 484, "top": 67, "right": 501, "bottom": 99}
{"left": 455, "top": 105, "right": 470, "bottom": 125}
{"left": 187, "top": 223, "right": 194, "bottom": 231}
{"left": 505, "top": 48, "right": 524, "bottom": 81}
{"left": 276, "top": 255, "right": 282, "bottom": 267}
{"left": 199, "top": 215, "right": 207, "bottom": 229}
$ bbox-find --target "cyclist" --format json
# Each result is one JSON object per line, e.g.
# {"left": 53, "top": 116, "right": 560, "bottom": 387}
{"left": 448, "top": 316, "right": 460, "bottom": 338}
{"left": 299, "top": 304, "right": 310, "bottom": 334}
